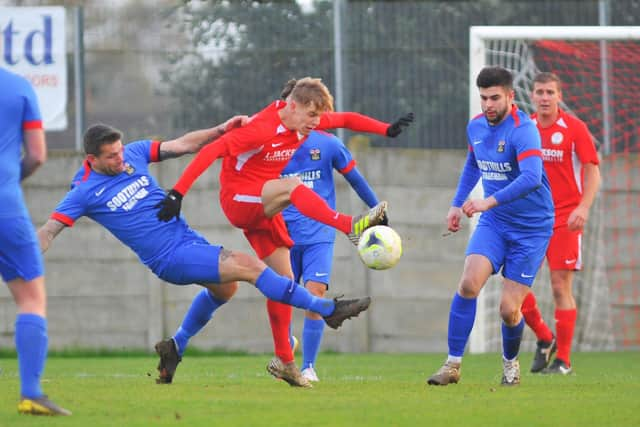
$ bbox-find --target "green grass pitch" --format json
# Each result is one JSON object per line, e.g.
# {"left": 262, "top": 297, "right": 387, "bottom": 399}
{"left": 0, "top": 352, "right": 637, "bottom": 426}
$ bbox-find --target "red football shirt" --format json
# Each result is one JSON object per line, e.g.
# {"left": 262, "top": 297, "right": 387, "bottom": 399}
{"left": 174, "top": 100, "right": 389, "bottom": 197}
{"left": 532, "top": 109, "right": 599, "bottom": 219}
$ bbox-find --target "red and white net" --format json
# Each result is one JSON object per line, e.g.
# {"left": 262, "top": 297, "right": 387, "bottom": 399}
{"left": 480, "top": 38, "right": 640, "bottom": 351}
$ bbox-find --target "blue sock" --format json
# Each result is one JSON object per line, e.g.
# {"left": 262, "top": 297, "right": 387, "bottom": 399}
{"left": 15, "top": 313, "right": 47, "bottom": 398}
{"left": 447, "top": 293, "right": 477, "bottom": 357}
{"left": 502, "top": 317, "right": 525, "bottom": 360}
{"left": 255, "top": 268, "right": 334, "bottom": 316}
{"left": 302, "top": 318, "right": 325, "bottom": 370}
{"left": 173, "top": 289, "right": 226, "bottom": 357}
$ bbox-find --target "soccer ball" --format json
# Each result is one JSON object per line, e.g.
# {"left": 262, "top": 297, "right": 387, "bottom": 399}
{"left": 357, "top": 225, "right": 402, "bottom": 270}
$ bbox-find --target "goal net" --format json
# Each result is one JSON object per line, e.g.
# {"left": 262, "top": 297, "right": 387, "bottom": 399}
{"left": 468, "top": 26, "right": 640, "bottom": 353}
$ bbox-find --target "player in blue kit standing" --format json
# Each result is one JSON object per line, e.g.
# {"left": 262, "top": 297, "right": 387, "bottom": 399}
{"left": 427, "top": 66, "right": 554, "bottom": 386}
{"left": 0, "top": 68, "right": 71, "bottom": 416}
{"left": 37, "top": 121, "right": 373, "bottom": 384}
{"left": 282, "top": 128, "right": 382, "bottom": 382}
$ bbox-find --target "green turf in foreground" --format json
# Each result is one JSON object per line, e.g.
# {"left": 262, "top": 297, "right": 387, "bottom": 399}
{"left": 0, "top": 352, "right": 637, "bottom": 427}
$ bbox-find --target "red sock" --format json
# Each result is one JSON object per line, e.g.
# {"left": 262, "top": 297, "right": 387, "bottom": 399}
{"left": 267, "top": 299, "right": 294, "bottom": 363}
{"left": 290, "top": 185, "right": 352, "bottom": 234}
{"left": 555, "top": 308, "right": 577, "bottom": 365}
{"left": 521, "top": 292, "right": 554, "bottom": 342}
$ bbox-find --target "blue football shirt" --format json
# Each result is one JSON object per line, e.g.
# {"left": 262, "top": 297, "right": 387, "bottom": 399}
{"left": 463, "top": 107, "right": 554, "bottom": 230}
{"left": 53, "top": 140, "right": 195, "bottom": 266}
{"left": 0, "top": 68, "right": 42, "bottom": 217}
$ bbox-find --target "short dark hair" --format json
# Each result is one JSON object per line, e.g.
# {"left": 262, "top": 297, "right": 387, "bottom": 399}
{"left": 476, "top": 66, "right": 513, "bottom": 90}
{"left": 83, "top": 124, "right": 122, "bottom": 156}
{"left": 534, "top": 72, "right": 562, "bottom": 92}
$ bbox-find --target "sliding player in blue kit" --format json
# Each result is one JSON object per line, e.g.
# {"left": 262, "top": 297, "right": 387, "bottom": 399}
{"left": 427, "top": 66, "right": 554, "bottom": 386}
{"left": 281, "top": 128, "right": 381, "bottom": 382}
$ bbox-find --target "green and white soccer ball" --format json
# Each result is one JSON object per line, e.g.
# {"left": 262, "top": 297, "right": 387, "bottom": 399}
{"left": 357, "top": 225, "right": 403, "bottom": 270}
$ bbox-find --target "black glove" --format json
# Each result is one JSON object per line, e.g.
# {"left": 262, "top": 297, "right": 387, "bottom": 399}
{"left": 155, "top": 189, "right": 183, "bottom": 222}
{"left": 386, "top": 112, "right": 414, "bottom": 137}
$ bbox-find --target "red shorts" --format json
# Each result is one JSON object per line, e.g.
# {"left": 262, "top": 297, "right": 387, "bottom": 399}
{"left": 546, "top": 224, "right": 582, "bottom": 271}
{"left": 220, "top": 186, "right": 293, "bottom": 259}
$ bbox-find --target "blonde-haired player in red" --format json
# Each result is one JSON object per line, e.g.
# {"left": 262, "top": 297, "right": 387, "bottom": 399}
{"left": 156, "top": 77, "right": 413, "bottom": 387}
{"left": 522, "top": 72, "right": 601, "bottom": 375}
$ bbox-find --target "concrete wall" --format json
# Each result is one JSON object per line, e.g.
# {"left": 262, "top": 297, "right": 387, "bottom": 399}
{"left": 1, "top": 149, "right": 637, "bottom": 352}
{"left": 0, "top": 148, "right": 467, "bottom": 353}
{"left": 601, "top": 154, "right": 640, "bottom": 350}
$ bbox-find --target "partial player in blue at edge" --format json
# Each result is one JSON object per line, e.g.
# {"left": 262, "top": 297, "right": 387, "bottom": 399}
{"left": 0, "top": 67, "right": 71, "bottom": 416}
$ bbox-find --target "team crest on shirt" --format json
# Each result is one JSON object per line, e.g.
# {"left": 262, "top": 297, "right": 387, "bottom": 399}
{"left": 124, "top": 163, "right": 135, "bottom": 175}
{"left": 310, "top": 148, "right": 321, "bottom": 161}
{"left": 551, "top": 132, "right": 564, "bottom": 145}
{"left": 497, "top": 140, "right": 506, "bottom": 153}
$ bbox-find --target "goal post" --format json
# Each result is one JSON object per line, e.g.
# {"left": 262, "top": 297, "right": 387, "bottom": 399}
{"left": 467, "top": 26, "right": 640, "bottom": 353}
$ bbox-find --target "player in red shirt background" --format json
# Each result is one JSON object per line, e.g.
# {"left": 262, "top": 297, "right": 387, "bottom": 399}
{"left": 156, "top": 77, "right": 413, "bottom": 387}
{"left": 521, "top": 72, "right": 601, "bottom": 375}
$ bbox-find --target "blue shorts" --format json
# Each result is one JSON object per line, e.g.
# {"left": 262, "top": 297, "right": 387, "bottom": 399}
{"left": 0, "top": 215, "right": 44, "bottom": 282}
{"left": 290, "top": 242, "right": 334, "bottom": 288}
{"left": 466, "top": 223, "right": 551, "bottom": 286}
{"left": 151, "top": 230, "right": 221, "bottom": 285}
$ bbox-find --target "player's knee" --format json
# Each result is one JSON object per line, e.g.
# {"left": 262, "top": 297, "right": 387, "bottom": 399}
{"left": 499, "top": 303, "right": 521, "bottom": 326}
{"left": 305, "top": 281, "right": 327, "bottom": 297}
{"left": 283, "top": 176, "right": 304, "bottom": 195}
{"left": 9, "top": 277, "right": 47, "bottom": 316}
{"left": 231, "top": 250, "right": 267, "bottom": 276}
{"left": 219, "top": 249, "right": 265, "bottom": 283}
{"left": 550, "top": 282, "right": 572, "bottom": 302}
{"left": 209, "top": 281, "right": 239, "bottom": 301}
{"left": 551, "top": 286, "right": 563, "bottom": 301}
{"left": 458, "top": 276, "right": 482, "bottom": 298}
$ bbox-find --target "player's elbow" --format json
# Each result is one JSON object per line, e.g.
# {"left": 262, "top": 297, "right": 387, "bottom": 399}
{"left": 522, "top": 171, "right": 542, "bottom": 192}
{"left": 21, "top": 152, "right": 47, "bottom": 180}
{"left": 27, "top": 147, "right": 47, "bottom": 167}
{"left": 33, "top": 152, "right": 47, "bottom": 168}
{"left": 587, "top": 164, "right": 602, "bottom": 190}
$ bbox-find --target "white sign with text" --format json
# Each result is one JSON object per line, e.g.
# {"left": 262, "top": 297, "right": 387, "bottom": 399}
{"left": 1, "top": 7, "right": 67, "bottom": 130}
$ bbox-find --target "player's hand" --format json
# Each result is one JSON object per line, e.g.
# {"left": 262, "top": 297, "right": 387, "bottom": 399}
{"left": 446, "top": 206, "right": 463, "bottom": 232}
{"left": 386, "top": 112, "right": 414, "bottom": 137}
{"left": 461, "top": 197, "right": 497, "bottom": 218}
{"left": 567, "top": 205, "right": 589, "bottom": 231}
{"left": 155, "top": 189, "right": 183, "bottom": 222}
{"left": 223, "top": 115, "right": 250, "bottom": 133}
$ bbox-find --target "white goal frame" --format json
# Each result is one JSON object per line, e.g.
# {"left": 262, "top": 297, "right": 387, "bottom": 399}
{"left": 467, "top": 26, "right": 640, "bottom": 353}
